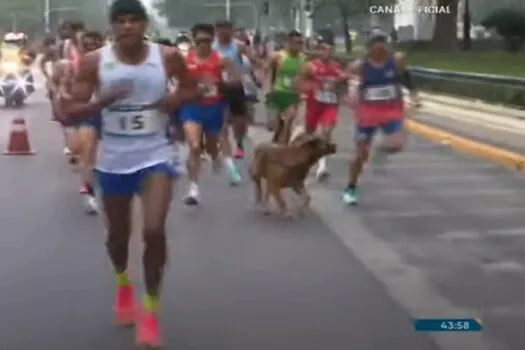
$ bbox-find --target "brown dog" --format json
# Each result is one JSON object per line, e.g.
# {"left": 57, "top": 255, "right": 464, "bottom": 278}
{"left": 250, "top": 134, "right": 336, "bottom": 216}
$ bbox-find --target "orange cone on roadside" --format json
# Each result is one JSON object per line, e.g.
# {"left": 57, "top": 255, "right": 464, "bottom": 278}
{"left": 4, "top": 117, "right": 35, "bottom": 155}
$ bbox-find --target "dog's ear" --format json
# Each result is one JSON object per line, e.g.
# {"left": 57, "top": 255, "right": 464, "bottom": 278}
{"left": 293, "top": 134, "right": 318, "bottom": 148}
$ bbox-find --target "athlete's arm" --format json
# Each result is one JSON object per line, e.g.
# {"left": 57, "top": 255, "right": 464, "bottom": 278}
{"left": 62, "top": 52, "right": 126, "bottom": 119}
{"left": 40, "top": 48, "right": 55, "bottom": 80}
{"left": 266, "top": 52, "right": 280, "bottom": 86}
{"left": 221, "top": 57, "right": 241, "bottom": 83}
{"left": 238, "top": 43, "right": 261, "bottom": 68}
{"left": 394, "top": 52, "right": 418, "bottom": 104}
{"left": 298, "top": 61, "right": 314, "bottom": 95}
{"left": 162, "top": 46, "right": 199, "bottom": 111}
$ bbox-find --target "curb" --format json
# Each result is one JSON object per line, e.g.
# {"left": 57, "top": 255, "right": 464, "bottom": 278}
{"left": 404, "top": 119, "right": 525, "bottom": 172}
{"left": 248, "top": 120, "right": 525, "bottom": 173}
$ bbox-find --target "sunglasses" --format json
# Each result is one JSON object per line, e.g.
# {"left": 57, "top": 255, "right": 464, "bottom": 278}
{"left": 195, "top": 37, "right": 212, "bottom": 44}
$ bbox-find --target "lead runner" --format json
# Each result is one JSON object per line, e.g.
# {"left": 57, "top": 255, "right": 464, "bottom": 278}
{"left": 59, "top": 0, "right": 198, "bottom": 347}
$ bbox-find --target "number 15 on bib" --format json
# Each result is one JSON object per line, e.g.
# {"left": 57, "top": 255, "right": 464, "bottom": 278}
{"left": 104, "top": 110, "right": 162, "bottom": 136}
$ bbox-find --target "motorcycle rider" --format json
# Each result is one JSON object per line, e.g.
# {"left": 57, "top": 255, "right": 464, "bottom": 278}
{"left": 0, "top": 32, "right": 35, "bottom": 104}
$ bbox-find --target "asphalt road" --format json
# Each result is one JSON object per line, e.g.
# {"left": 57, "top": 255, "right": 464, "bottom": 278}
{"left": 252, "top": 103, "right": 525, "bottom": 350}
{"left": 0, "top": 81, "right": 524, "bottom": 349}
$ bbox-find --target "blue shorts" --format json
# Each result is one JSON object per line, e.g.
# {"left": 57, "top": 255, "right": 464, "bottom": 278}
{"left": 355, "top": 119, "right": 403, "bottom": 144}
{"left": 170, "top": 108, "right": 181, "bottom": 126}
{"left": 95, "top": 162, "right": 178, "bottom": 196}
{"left": 66, "top": 115, "right": 102, "bottom": 134}
{"left": 179, "top": 102, "right": 224, "bottom": 135}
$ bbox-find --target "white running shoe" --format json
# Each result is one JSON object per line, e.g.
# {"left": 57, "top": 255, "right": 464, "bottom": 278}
{"left": 83, "top": 195, "right": 99, "bottom": 215}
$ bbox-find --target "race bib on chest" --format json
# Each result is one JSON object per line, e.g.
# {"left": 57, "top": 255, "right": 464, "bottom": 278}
{"left": 198, "top": 82, "right": 218, "bottom": 97}
{"left": 315, "top": 81, "right": 337, "bottom": 103}
{"left": 103, "top": 107, "right": 163, "bottom": 136}
{"left": 363, "top": 85, "right": 398, "bottom": 101}
{"left": 282, "top": 76, "right": 293, "bottom": 88}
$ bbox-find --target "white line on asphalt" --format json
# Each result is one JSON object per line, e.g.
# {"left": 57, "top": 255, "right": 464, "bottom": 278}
{"left": 487, "top": 228, "right": 525, "bottom": 236}
{"left": 481, "top": 261, "right": 524, "bottom": 273}
{"left": 378, "top": 188, "right": 517, "bottom": 197}
{"left": 361, "top": 207, "right": 525, "bottom": 218}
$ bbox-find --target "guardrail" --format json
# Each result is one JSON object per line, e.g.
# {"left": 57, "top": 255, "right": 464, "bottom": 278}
{"left": 409, "top": 67, "right": 525, "bottom": 109}
{"left": 325, "top": 53, "right": 525, "bottom": 110}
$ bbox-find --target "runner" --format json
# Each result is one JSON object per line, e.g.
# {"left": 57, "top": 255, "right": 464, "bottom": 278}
{"left": 265, "top": 30, "right": 306, "bottom": 142}
{"left": 54, "top": 21, "right": 84, "bottom": 162}
{"left": 213, "top": 20, "right": 257, "bottom": 174}
{"left": 299, "top": 35, "right": 347, "bottom": 179}
{"left": 234, "top": 28, "right": 261, "bottom": 154}
{"left": 75, "top": 30, "right": 105, "bottom": 213}
{"left": 180, "top": 23, "right": 240, "bottom": 205}
{"left": 342, "top": 29, "right": 417, "bottom": 205}
{"left": 59, "top": 0, "right": 198, "bottom": 346}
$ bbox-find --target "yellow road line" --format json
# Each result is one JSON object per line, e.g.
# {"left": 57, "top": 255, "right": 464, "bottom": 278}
{"left": 404, "top": 119, "right": 525, "bottom": 172}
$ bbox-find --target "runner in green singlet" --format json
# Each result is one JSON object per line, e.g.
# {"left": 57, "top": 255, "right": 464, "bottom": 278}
{"left": 265, "top": 30, "right": 305, "bottom": 138}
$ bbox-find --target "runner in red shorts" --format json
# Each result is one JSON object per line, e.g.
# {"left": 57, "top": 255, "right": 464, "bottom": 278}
{"left": 299, "top": 36, "right": 347, "bottom": 179}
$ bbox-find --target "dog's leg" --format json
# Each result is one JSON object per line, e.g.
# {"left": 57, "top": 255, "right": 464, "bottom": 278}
{"left": 254, "top": 176, "right": 262, "bottom": 204}
{"left": 292, "top": 183, "right": 311, "bottom": 215}
{"left": 271, "top": 185, "right": 292, "bottom": 218}
{"left": 261, "top": 179, "right": 273, "bottom": 215}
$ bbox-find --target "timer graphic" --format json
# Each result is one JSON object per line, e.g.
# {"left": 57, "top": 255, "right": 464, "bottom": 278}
{"left": 414, "top": 318, "right": 483, "bottom": 332}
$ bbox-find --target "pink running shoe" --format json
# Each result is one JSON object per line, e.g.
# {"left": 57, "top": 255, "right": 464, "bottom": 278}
{"left": 136, "top": 310, "right": 161, "bottom": 348}
{"left": 113, "top": 285, "right": 135, "bottom": 326}
{"left": 234, "top": 148, "right": 244, "bottom": 159}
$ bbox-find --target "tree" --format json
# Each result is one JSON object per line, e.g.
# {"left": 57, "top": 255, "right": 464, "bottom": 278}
{"left": 313, "top": 0, "right": 397, "bottom": 53}
{"left": 462, "top": 0, "right": 471, "bottom": 51}
{"left": 482, "top": 8, "right": 525, "bottom": 52}
{"left": 431, "top": 0, "right": 459, "bottom": 51}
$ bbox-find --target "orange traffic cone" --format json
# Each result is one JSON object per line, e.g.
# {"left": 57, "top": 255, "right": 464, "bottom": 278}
{"left": 4, "top": 117, "right": 35, "bottom": 155}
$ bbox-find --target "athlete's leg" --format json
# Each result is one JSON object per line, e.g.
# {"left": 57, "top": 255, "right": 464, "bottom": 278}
{"left": 135, "top": 164, "right": 175, "bottom": 347}
{"left": 97, "top": 171, "right": 136, "bottom": 325}
{"left": 180, "top": 103, "right": 203, "bottom": 204}
{"left": 342, "top": 126, "right": 376, "bottom": 205}
{"left": 64, "top": 125, "right": 81, "bottom": 166}
{"left": 228, "top": 86, "right": 248, "bottom": 158}
{"left": 380, "top": 119, "right": 405, "bottom": 153}
{"left": 219, "top": 104, "right": 241, "bottom": 185}
{"left": 78, "top": 123, "right": 99, "bottom": 212}
{"left": 315, "top": 104, "right": 338, "bottom": 179}
{"left": 202, "top": 102, "right": 225, "bottom": 172}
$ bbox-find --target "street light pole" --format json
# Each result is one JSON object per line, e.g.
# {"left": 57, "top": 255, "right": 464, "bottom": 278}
{"left": 225, "top": 0, "right": 231, "bottom": 20}
{"left": 44, "top": 0, "right": 50, "bottom": 33}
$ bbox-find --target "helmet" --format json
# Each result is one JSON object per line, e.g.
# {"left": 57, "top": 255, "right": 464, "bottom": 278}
{"left": 4, "top": 32, "right": 17, "bottom": 42}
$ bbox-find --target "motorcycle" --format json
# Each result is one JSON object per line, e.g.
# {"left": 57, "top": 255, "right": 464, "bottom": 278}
{"left": 0, "top": 59, "right": 34, "bottom": 107}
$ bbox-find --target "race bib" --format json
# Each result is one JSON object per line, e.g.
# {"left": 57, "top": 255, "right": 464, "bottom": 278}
{"left": 315, "top": 81, "right": 337, "bottom": 103}
{"left": 103, "top": 107, "right": 163, "bottom": 136}
{"left": 198, "top": 82, "right": 218, "bottom": 97}
{"left": 363, "top": 85, "right": 398, "bottom": 101}
{"left": 283, "top": 76, "right": 293, "bottom": 88}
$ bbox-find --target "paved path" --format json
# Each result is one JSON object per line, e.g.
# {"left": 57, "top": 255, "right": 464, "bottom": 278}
{"left": 0, "top": 82, "right": 524, "bottom": 349}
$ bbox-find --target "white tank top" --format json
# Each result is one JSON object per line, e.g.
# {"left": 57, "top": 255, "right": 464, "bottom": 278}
{"left": 96, "top": 43, "right": 173, "bottom": 173}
